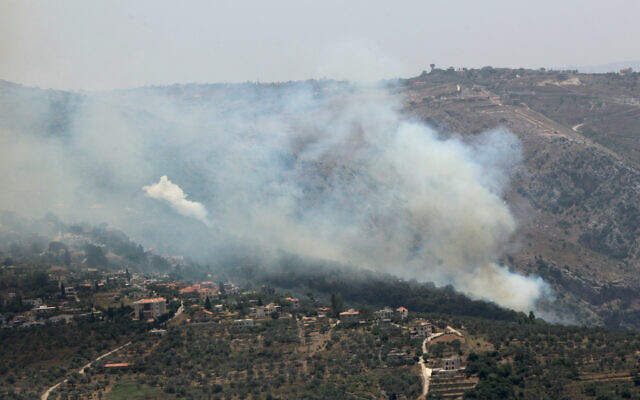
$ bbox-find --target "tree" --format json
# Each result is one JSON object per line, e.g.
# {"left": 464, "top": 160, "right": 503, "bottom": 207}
{"left": 205, "top": 296, "right": 212, "bottom": 311}
{"left": 60, "top": 282, "right": 66, "bottom": 299}
{"left": 85, "top": 244, "right": 107, "bottom": 268}
{"left": 63, "top": 249, "right": 71, "bottom": 266}
{"left": 330, "top": 294, "right": 343, "bottom": 317}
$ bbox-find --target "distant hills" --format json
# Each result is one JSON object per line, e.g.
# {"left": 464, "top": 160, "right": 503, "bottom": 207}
{"left": 559, "top": 60, "right": 640, "bottom": 73}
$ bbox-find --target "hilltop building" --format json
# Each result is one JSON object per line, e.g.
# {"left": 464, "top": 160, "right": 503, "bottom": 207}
{"left": 395, "top": 306, "right": 408, "bottom": 320}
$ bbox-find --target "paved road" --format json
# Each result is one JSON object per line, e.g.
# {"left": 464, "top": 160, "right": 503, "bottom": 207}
{"left": 41, "top": 341, "right": 132, "bottom": 400}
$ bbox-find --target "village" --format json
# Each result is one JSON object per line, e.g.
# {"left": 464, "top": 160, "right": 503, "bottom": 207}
{"left": 1, "top": 263, "right": 480, "bottom": 399}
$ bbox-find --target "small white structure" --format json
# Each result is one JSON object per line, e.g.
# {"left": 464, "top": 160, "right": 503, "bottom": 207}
{"left": 233, "top": 318, "right": 254, "bottom": 328}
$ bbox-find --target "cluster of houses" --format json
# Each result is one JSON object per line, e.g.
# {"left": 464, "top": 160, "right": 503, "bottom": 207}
{"left": 338, "top": 306, "right": 410, "bottom": 326}
{"left": 178, "top": 281, "right": 219, "bottom": 302}
{"left": 0, "top": 297, "right": 104, "bottom": 329}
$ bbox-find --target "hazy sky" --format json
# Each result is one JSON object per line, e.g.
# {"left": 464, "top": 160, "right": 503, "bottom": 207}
{"left": 1, "top": 0, "right": 639, "bottom": 91}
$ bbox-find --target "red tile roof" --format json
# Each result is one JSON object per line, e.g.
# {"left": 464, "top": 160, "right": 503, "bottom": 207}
{"left": 104, "top": 363, "right": 131, "bottom": 368}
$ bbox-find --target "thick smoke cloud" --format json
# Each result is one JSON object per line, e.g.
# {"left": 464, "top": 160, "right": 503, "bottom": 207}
{"left": 142, "top": 175, "right": 209, "bottom": 225}
{"left": 0, "top": 79, "right": 549, "bottom": 312}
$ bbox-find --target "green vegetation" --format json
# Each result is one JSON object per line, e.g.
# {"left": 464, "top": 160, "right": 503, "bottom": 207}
{"left": 0, "top": 320, "right": 142, "bottom": 399}
{"left": 255, "top": 259, "right": 520, "bottom": 322}
{"left": 105, "top": 379, "right": 164, "bottom": 400}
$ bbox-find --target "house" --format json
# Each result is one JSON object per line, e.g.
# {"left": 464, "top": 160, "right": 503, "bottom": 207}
{"left": 317, "top": 306, "right": 330, "bottom": 318}
{"left": 249, "top": 306, "right": 267, "bottom": 318}
{"left": 104, "top": 363, "right": 131, "bottom": 368}
{"left": 199, "top": 288, "right": 218, "bottom": 303}
{"left": 233, "top": 318, "right": 254, "bottom": 328}
{"left": 223, "top": 283, "right": 240, "bottom": 295}
{"left": 250, "top": 303, "right": 281, "bottom": 319}
{"left": 133, "top": 298, "right": 167, "bottom": 320}
{"left": 47, "top": 314, "right": 74, "bottom": 324}
{"left": 416, "top": 321, "right": 433, "bottom": 337}
{"left": 149, "top": 328, "right": 167, "bottom": 336}
{"left": 620, "top": 67, "right": 633, "bottom": 76}
{"left": 265, "top": 303, "right": 280, "bottom": 314}
{"left": 339, "top": 310, "right": 360, "bottom": 325}
{"left": 374, "top": 307, "right": 394, "bottom": 320}
{"left": 23, "top": 298, "right": 43, "bottom": 308}
{"left": 284, "top": 297, "right": 300, "bottom": 309}
{"left": 443, "top": 356, "right": 461, "bottom": 371}
{"left": 395, "top": 306, "right": 408, "bottom": 320}
{"left": 179, "top": 286, "right": 197, "bottom": 295}
{"left": 33, "top": 305, "right": 56, "bottom": 316}
{"left": 386, "top": 348, "right": 410, "bottom": 364}
{"left": 193, "top": 309, "right": 214, "bottom": 323}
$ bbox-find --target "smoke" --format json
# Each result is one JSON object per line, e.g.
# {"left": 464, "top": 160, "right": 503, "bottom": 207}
{"left": 0, "top": 78, "right": 550, "bottom": 313}
{"left": 142, "top": 175, "right": 209, "bottom": 225}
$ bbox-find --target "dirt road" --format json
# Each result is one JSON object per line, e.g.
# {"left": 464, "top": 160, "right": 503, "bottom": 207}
{"left": 418, "top": 332, "right": 444, "bottom": 397}
{"left": 41, "top": 341, "right": 131, "bottom": 400}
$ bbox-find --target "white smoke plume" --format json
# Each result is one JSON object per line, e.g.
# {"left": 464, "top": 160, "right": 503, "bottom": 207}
{"left": 142, "top": 175, "right": 209, "bottom": 225}
{"left": 191, "top": 88, "right": 548, "bottom": 312}
{"left": 0, "top": 78, "right": 550, "bottom": 313}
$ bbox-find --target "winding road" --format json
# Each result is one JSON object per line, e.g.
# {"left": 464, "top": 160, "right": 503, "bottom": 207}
{"left": 41, "top": 341, "right": 132, "bottom": 400}
{"left": 42, "top": 300, "right": 183, "bottom": 399}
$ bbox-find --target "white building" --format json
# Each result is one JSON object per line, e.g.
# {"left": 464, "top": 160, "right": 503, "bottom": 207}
{"left": 134, "top": 298, "right": 167, "bottom": 320}
{"left": 233, "top": 318, "right": 254, "bottom": 328}
{"left": 249, "top": 303, "right": 281, "bottom": 319}
{"left": 374, "top": 307, "right": 394, "bottom": 320}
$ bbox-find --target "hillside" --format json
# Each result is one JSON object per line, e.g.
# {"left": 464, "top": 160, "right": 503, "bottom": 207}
{"left": 399, "top": 68, "right": 640, "bottom": 328}
{"left": 1, "top": 69, "right": 640, "bottom": 329}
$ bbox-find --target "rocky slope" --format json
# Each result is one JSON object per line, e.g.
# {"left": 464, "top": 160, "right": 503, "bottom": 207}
{"left": 401, "top": 68, "right": 640, "bottom": 328}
